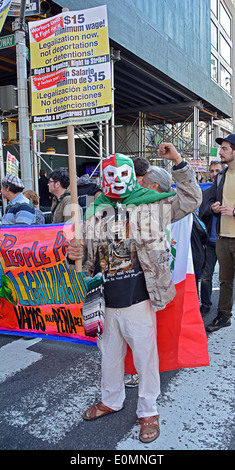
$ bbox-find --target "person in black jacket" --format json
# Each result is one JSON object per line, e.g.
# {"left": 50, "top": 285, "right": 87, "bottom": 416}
{"left": 190, "top": 211, "right": 207, "bottom": 292}
{"left": 38, "top": 169, "right": 52, "bottom": 209}
{"left": 205, "top": 134, "right": 235, "bottom": 332}
{"left": 77, "top": 174, "right": 102, "bottom": 216}
{"left": 199, "top": 161, "right": 223, "bottom": 316}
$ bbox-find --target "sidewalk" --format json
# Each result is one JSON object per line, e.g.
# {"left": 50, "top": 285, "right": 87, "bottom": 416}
{"left": 117, "top": 307, "right": 234, "bottom": 450}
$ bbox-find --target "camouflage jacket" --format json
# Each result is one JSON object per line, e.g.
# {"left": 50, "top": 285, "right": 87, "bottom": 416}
{"left": 75, "top": 163, "right": 202, "bottom": 311}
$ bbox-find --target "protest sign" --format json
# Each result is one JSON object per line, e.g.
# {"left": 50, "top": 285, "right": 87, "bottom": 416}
{"left": 29, "top": 5, "right": 112, "bottom": 130}
{"left": 6, "top": 151, "right": 19, "bottom": 176}
{"left": 189, "top": 160, "right": 208, "bottom": 173}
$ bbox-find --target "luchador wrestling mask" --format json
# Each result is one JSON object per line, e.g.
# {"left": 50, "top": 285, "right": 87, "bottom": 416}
{"left": 102, "top": 153, "right": 137, "bottom": 199}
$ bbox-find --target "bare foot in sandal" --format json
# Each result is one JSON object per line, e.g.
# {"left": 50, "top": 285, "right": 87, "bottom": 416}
{"left": 139, "top": 415, "right": 160, "bottom": 443}
{"left": 83, "top": 401, "right": 122, "bottom": 420}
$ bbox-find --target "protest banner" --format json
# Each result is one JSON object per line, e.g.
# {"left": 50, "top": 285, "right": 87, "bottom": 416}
{"left": 28, "top": 5, "right": 112, "bottom": 130}
{"left": 0, "top": 215, "right": 209, "bottom": 371}
{"left": 0, "top": 223, "right": 93, "bottom": 345}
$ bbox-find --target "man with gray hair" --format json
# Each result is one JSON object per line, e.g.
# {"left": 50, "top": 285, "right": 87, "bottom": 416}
{"left": 142, "top": 165, "right": 173, "bottom": 193}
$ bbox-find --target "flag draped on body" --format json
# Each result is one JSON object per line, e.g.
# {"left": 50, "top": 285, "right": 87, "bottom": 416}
{"left": 125, "top": 214, "right": 209, "bottom": 372}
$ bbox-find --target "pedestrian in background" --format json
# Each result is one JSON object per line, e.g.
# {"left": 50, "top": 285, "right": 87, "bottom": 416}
{"left": 206, "top": 134, "right": 235, "bottom": 332}
{"left": 199, "top": 161, "right": 223, "bottom": 316}
{"left": 77, "top": 174, "right": 102, "bottom": 216}
{"left": 23, "top": 189, "right": 45, "bottom": 225}
{"left": 49, "top": 168, "right": 82, "bottom": 224}
{"left": 133, "top": 157, "right": 150, "bottom": 185}
{"left": 38, "top": 169, "right": 51, "bottom": 209}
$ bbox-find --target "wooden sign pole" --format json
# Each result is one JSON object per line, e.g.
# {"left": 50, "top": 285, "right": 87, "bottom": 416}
{"left": 67, "top": 124, "right": 82, "bottom": 272}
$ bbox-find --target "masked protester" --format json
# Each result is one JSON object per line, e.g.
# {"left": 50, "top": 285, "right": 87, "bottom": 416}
{"left": 67, "top": 145, "right": 202, "bottom": 443}
{"left": 102, "top": 153, "right": 138, "bottom": 197}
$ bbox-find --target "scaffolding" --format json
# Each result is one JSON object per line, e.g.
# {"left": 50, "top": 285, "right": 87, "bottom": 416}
{"left": 113, "top": 109, "right": 214, "bottom": 173}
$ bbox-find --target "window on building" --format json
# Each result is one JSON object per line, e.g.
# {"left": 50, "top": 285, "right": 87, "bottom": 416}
{"left": 211, "top": 53, "right": 218, "bottom": 82}
{"left": 210, "top": 0, "right": 232, "bottom": 95}
{"left": 211, "top": 21, "right": 218, "bottom": 49}
{"left": 220, "top": 2, "right": 231, "bottom": 37}
{"left": 220, "top": 64, "right": 231, "bottom": 94}
{"left": 220, "top": 34, "right": 231, "bottom": 65}
{"left": 211, "top": 0, "right": 218, "bottom": 17}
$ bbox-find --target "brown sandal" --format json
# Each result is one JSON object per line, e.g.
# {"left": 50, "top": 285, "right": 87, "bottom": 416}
{"left": 139, "top": 415, "right": 160, "bottom": 443}
{"left": 83, "top": 401, "right": 121, "bottom": 421}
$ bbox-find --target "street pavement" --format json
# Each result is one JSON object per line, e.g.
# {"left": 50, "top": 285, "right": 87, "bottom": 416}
{"left": 0, "top": 263, "right": 234, "bottom": 458}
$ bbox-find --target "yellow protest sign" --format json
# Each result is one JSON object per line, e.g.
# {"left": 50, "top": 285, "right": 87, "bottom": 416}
{"left": 29, "top": 6, "right": 112, "bottom": 129}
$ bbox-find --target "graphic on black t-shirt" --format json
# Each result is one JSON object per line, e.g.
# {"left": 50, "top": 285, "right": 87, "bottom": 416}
{"left": 97, "top": 209, "right": 149, "bottom": 308}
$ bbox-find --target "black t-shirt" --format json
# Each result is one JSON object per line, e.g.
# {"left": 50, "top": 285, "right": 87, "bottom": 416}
{"left": 94, "top": 207, "right": 149, "bottom": 308}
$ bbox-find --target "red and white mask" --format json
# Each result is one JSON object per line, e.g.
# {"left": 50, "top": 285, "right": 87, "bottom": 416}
{"left": 102, "top": 153, "right": 137, "bottom": 199}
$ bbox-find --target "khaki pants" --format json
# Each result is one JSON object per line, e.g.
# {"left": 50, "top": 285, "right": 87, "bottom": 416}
{"left": 216, "top": 237, "right": 235, "bottom": 317}
{"left": 97, "top": 299, "right": 160, "bottom": 418}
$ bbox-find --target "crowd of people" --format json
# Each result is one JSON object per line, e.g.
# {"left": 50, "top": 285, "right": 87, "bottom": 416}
{"left": 0, "top": 136, "right": 234, "bottom": 443}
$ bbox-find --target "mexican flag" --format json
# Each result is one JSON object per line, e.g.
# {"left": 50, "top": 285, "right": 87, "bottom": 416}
{"left": 125, "top": 214, "right": 210, "bottom": 373}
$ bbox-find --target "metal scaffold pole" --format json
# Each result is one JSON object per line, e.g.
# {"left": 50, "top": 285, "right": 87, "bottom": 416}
{"left": 193, "top": 105, "right": 200, "bottom": 160}
{"left": 110, "top": 48, "right": 121, "bottom": 155}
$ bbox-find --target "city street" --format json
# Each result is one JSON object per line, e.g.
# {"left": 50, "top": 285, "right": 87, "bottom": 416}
{"left": 0, "top": 2, "right": 234, "bottom": 464}
{"left": 0, "top": 263, "right": 234, "bottom": 459}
